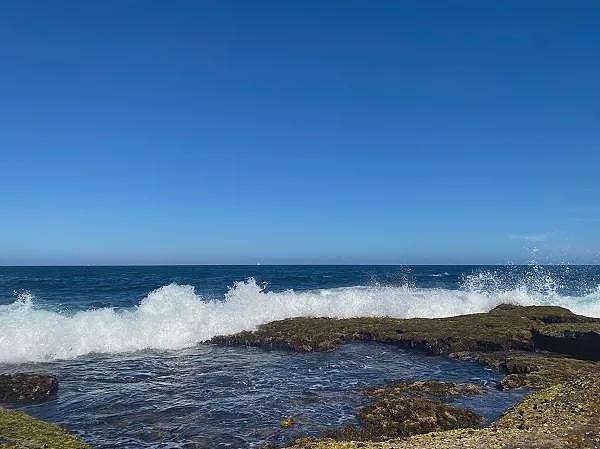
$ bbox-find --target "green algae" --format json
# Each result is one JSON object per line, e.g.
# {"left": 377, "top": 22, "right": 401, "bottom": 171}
{"left": 0, "top": 406, "right": 90, "bottom": 449}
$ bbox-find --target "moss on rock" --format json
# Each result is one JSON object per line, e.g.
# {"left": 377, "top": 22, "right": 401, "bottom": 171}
{"left": 0, "top": 406, "right": 90, "bottom": 449}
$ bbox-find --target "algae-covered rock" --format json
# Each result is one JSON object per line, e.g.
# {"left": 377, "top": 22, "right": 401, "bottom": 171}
{"left": 0, "top": 373, "right": 58, "bottom": 403}
{"left": 211, "top": 305, "right": 599, "bottom": 358}
{"left": 500, "top": 356, "right": 600, "bottom": 389}
{"left": 364, "top": 380, "right": 484, "bottom": 398}
{"left": 0, "top": 406, "right": 90, "bottom": 449}
{"left": 325, "top": 396, "right": 483, "bottom": 441}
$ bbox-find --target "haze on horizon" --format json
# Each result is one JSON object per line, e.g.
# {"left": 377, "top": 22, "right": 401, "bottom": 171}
{"left": 1, "top": 1, "right": 599, "bottom": 266}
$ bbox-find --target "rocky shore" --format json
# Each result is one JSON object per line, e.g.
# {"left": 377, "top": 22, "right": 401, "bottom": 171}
{"left": 0, "top": 374, "right": 90, "bottom": 448}
{"left": 1, "top": 304, "right": 599, "bottom": 448}
{"left": 212, "top": 304, "right": 600, "bottom": 449}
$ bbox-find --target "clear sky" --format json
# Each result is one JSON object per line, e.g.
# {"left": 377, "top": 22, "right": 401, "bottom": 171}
{"left": 1, "top": 1, "right": 599, "bottom": 265}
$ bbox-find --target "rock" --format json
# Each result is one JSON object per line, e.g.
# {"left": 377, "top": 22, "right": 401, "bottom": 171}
{"left": 532, "top": 324, "right": 600, "bottom": 360}
{"left": 0, "top": 373, "right": 58, "bottom": 403}
{"left": 323, "top": 380, "right": 484, "bottom": 442}
{"left": 499, "top": 356, "right": 599, "bottom": 390}
{"left": 364, "top": 380, "right": 484, "bottom": 398}
{"left": 211, "top": 305, "right": 600, "bottom": 357}
{"left": 324, "top": 396, "right": 483, "bottom": 441}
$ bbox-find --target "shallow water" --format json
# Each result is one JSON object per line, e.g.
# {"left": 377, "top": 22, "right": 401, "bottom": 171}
{"left": 2, "top": 343, "right": 527, "bottom": 448}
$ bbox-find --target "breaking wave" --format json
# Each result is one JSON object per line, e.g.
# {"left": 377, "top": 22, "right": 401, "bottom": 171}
{"left": 1, "top": 275, "right": 599, "bottom": 363}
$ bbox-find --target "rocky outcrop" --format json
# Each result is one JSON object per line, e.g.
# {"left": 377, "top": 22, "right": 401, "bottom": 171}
{"left": 211, "top": 304, "right": 600, "bottom": 357}
{"left": 324, "top": 394, "right": 483, "bottom": 441}
{"left": 0, "top": 373, "right": 58, "bottom": 403}
{"left": 320, "top": 381, "right": 484, "bottom": 441}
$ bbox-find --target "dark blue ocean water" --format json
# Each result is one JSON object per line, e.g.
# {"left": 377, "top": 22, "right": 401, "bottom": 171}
{"left": 1, "top": 264, "right": 599, "bottom": 310}
{"left": 1, "top": 265, "right": 599, "bottom": 448}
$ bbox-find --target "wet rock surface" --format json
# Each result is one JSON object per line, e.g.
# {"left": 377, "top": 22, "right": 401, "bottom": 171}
{"left": 532, "top": 323, "right": 600, "bottom": 360}
{"left": 324, "top": 395, "right": 483, "bottom": 442}
{"left": 319, "top": 381, "right": 485, "bottom": 442}
{"left": 0, "top": 373, "right": 58, "bottom": 404}
{"left": 211, "top": 304, "right": 600, "bottom": 358}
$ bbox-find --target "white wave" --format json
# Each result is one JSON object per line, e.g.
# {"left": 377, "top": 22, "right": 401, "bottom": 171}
{"left": 1, "top": 278, "right": 599, "bottom": 364}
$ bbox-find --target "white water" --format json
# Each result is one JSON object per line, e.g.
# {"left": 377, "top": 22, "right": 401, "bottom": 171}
{"left": 1, "top": 277, "right": 600, "bottom": 364}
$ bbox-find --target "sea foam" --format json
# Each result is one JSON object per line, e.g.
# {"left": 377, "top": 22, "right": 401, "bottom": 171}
{"left": 1, "top": 277, "right": 599, "bottom": 363}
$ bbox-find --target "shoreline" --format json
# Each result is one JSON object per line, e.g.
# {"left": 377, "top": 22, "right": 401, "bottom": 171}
{"left": 2, "top": 304, "right": 599, "bottom": 448}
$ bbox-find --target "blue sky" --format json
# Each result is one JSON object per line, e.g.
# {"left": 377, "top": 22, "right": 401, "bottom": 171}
{"left": 1, "top": 1, "right": 599, "bottom": 265}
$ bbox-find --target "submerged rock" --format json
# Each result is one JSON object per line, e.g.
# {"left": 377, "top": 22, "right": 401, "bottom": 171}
{"left": 0, "top": 373, "right": 58, "bottom": 403}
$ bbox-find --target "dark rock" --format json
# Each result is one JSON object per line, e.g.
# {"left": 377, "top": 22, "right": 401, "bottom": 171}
{"left": 0, "top": 373, "right": 58, "bottom": 403}
{"left": 532, "top": 325, "right": 600, "bottom": 360}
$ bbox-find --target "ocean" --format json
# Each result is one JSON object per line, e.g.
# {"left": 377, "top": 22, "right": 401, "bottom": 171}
{"left": 1, "top": 265, "right": 599, "bottom": 448}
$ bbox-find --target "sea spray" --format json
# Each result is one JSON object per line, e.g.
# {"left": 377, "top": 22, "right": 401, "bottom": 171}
{"left": 1, "top": 276, "right": 600, "bottom": 363}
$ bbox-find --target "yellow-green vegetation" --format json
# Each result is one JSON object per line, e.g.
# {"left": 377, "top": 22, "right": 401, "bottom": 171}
{"left": 0, "top": 407, "right": 90, "bottom": 449}
{"left": 286, "top": 375, "right": 600, "bottom": 449}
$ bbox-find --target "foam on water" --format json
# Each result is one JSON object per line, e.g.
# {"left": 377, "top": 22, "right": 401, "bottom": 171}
{"left": 1, "top": 274, "right": 600, "bottom": 363}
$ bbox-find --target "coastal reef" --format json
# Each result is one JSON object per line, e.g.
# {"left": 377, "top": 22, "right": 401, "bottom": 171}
{"left": 212, "top": 304, "right": 600, "bottom": 449}
{"left": 287, "top": 374, "right": 600, "bottom": 449}
{"left": 211, "top": 304, "right": 600, "bottom": 358}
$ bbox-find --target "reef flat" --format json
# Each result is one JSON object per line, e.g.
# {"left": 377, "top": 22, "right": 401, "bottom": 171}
{"left": 213, "top": 304, "right": 600, "bottom": 449}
